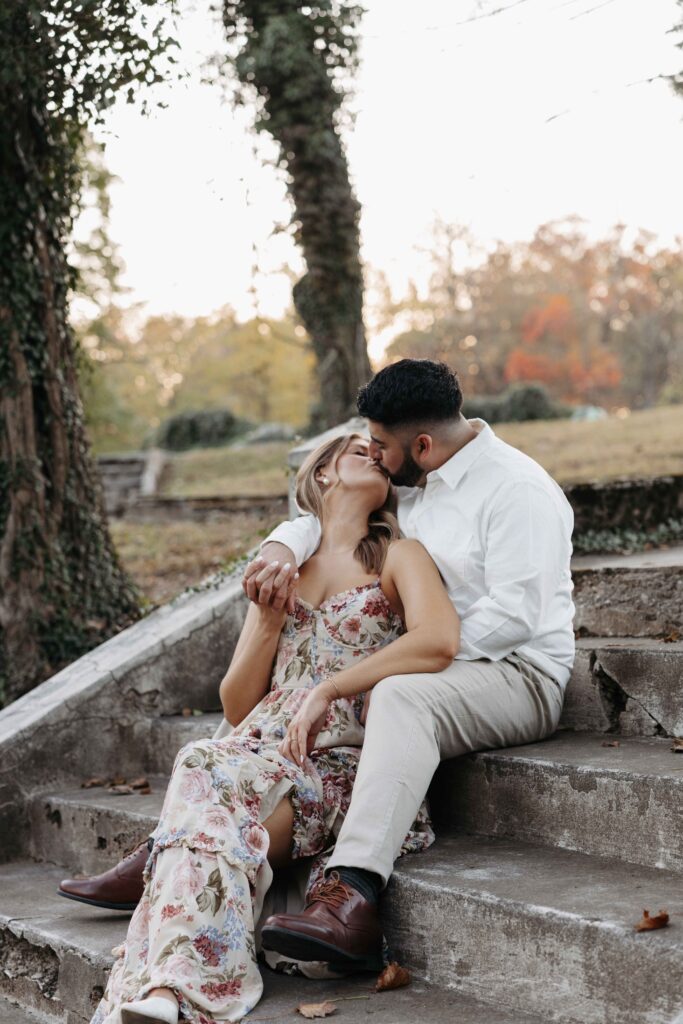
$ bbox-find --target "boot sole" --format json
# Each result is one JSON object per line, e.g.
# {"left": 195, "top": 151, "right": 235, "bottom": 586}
{"left": 58, "top": 889, "right": 139, "bottom": 912}
{"left": 261, "top": 924, "right": 383, "bottom": 973}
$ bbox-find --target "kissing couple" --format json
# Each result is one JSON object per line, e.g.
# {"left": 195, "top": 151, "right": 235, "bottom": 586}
{"left": 70, "top": 358, "right": 574, "bottom": 1024}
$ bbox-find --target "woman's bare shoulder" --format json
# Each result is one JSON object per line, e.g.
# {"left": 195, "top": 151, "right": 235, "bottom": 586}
{"left": 384, "top": 537, "right": 431, "bottom": 569}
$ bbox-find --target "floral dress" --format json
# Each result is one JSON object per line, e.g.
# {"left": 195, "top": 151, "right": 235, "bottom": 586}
{"left": 91, "top": 580, "right": 434, "bottom": 1024}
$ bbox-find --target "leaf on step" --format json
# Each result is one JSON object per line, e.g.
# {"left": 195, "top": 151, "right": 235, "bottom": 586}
{"left": 671, "top": 738, "right": 683, "bottom": 753}
{"left": 601, "top": 740, "right": 620, "bottom": 747}
{"left": 375, "top": 961, "right": 411, "bottom": 991}
{"left": 663, "top": 630, "right": 680, "bottom": 643}
{"left": 296, "top": 1000, "right": 337, "bottom": 1018}
{"left": 182, "top": 707, "right": 192, "bottom": 717}
{"left": 634, "top": 909, "right": 669, "bottom": 932}
{"left": 108, "top": 784, "right": 135, "bottom": 795}
{"left": 81, "top": 776, "right": 107, "bottom": 789}
{"left": 131, "top": 777, "right": 150, "bottom": 789}
{"left": 111, "top": 776, "right": 127, "bottom": 786}
{"left": 136, "top": 785, "right": 153, "bottom": 795}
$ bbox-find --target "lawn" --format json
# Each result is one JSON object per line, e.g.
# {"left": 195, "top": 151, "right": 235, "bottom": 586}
{"left": 110, "top": 514, "right": 273, "bottom": 607}
{"left": 158, "top": 406, "right": 683, "bottom": 498}
{"left": 160, "top": 441, "right": 292, "bottom": 498}
{"left": 495, "top": 405, "right": 683, "bottom": 485}
{"left": 112, "top": 405, "right": 682, "bottom": 606}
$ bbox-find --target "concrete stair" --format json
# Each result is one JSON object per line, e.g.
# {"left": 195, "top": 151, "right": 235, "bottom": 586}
{"left": 0, "top": 547, "right": 681, "bottom": 1023}
{"left": 0, "top": 864, "right": 543, "bottom": 1024}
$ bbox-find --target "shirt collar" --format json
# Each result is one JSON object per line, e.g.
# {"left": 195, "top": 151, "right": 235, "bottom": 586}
{"left": 427, "top": 419, "right": 495, "bottom": 490}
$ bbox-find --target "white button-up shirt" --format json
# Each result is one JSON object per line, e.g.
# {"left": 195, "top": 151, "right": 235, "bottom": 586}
{"left": 264, "top": 420, "right": 575, "bottom": 689}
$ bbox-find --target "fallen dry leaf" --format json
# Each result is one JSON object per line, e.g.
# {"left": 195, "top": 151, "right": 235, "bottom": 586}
{"left": 601, "top": 740, "right": 620, "bottom": 748}
{"left": 131, "top": 777, "right": 150, "bottom": 789}
{"left": 634, "top": 909, "right": 669, "bottom": 932}
{"left": 81, "top": 777, "right": 107, "bottom": 789}
{"left": 108, "top": 784, "right": 135, "bottom": 795}
{"left": 136, "top": 785, "right": 153, "bottom": 795}
{"left": 296, "top": 1001, "right": 337, "bottom": 1019}
{"left": 111, "top": 776, "right": 127, "bottom": 786}
{"left": 182, "top": 707, "right": 192, "bottom": 717}
{"left": 671, "top": 738, "right": 683, "bottom": 753}
{"left": 663, "top": 630, "right": 680, "bottom": 643}
{"left": 375, "top": 961, "right": 411, "bottom": 992}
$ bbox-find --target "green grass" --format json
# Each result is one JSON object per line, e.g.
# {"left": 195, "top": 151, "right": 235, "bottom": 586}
{"left": 161, "top": 442, "right": 292, "bottom": 498}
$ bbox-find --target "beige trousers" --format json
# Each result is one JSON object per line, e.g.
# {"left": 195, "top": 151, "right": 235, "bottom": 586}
{"left": 325, "top": 654, "right": 565, "bottom": 886}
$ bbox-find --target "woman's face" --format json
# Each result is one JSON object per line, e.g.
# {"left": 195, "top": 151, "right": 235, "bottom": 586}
{"left": 320, "top": 438, "right": 390, "bottom": 508}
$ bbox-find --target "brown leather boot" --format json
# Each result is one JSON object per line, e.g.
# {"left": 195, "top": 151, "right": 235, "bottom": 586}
{"left": 261, "top": 871, "right": 383, "bottom": 972}
{"left": 58, "top": 841, "right": 149, "bottom": 911}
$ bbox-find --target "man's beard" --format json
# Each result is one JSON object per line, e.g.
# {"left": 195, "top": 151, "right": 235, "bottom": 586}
{"left": 387, "top": 447, "right": 424, "bottom": 487}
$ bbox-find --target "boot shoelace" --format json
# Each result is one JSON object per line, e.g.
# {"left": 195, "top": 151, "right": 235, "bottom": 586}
{"left": 306, "top": 871, "right": 354, "bottom": 909}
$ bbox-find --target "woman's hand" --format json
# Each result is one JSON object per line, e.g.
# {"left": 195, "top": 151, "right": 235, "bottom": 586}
{"left": 279, "top": 684, "right": 334, "bottom": 766}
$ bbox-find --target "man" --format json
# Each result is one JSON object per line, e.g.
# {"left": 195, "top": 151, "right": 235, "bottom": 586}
{"left": 251, "top": 359, "right": 574, "bottom": 970}
{"left": 60, "top": 360, "right": 574, "bottom": 974}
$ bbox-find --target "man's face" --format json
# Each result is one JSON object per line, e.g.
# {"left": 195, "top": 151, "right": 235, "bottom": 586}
{"left": 367, "top": 420, "right": 425, "bottom": 487}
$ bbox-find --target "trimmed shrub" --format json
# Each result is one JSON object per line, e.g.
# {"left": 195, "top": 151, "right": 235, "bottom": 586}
{"left": 463, "top": 383, "right": 571, "bottom": 424}
{"left": 155, "top": 409, "right": 252, "bottom": 451}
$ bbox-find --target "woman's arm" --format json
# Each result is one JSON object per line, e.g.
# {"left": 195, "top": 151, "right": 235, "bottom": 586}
{"left": 219, "top": 602, "right": 286, "bottom": 726}
{"left": 279, "top": 539, "right": 459, "bottom": 764}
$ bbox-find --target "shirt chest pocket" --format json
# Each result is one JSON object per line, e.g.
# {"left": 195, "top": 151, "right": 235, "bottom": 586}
{"left": 431, "top": 543, "right": 479, "bottom": 592}
{"left": 450, "top": 552, "right": 477, "bottom": 588}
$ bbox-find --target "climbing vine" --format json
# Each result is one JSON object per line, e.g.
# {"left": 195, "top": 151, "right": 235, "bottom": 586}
{"left": 219, "top": 0, "right": 372, "bottom": 428}
{"left": 0, "top": 1, "right": 179, "bottom": 704}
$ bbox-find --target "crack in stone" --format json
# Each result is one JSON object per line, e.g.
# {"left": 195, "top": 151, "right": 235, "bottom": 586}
{"left": 593, "top": 655, "right": 667, "bottom": 736}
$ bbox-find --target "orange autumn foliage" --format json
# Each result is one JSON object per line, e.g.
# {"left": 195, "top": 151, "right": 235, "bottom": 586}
{"left": 505, "top": 292, "right": 622, "bottom": 402}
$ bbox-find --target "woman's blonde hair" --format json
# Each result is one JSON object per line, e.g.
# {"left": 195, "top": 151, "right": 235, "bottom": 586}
{"left": 295, "top": 433, "right": 399, "bottom": 575}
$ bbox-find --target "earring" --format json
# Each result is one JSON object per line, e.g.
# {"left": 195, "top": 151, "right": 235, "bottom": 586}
{"left": 321, "top": 476, "right": 330, "bottom": 485}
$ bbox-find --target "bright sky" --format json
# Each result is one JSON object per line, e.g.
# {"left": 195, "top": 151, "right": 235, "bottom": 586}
{"left": 91, "top": 0, "right": 683, "bottom": 358}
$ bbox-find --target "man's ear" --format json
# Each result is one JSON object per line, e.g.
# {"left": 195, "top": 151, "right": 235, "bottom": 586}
{"left": 413, "top": 433, "right": 434, "bottom": 460}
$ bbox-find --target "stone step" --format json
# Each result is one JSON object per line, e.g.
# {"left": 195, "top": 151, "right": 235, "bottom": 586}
{"left": 571, "top": 545, "right": 682, "bottom": 638}
{"left": 430, "top": 731, "right": 683, "bottom": 872}
{"left": 27, "top": 778, "right": 165, "bottom": 875}
{"left": 143, "top": 636, "right": 683, "bottom": 770}
{"left": 384, "top": 832, "right": 683, "bottom": 1024}
{"left": 563, "top": 637, "right": 683, "bottom": 736}
{"left": 146, "top": 711, "right": 225, "bottom": 774}
{"left": 28, "top": 731, "right": 683, "bottom": 878}
{"left": 0, "top": 861, "right": 543, "bottom": 1024}
{"left": 0, "top": 996, "right": 53, "bottom": 1024}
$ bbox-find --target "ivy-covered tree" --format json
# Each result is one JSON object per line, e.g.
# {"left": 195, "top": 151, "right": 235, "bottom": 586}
{"left": 0, "top": 1, "right": 178, "bottom": 704}
{"left": 219, "top": 0, "right": 372, "bottom": 428}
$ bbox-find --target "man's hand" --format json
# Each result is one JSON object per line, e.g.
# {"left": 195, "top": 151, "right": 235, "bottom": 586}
{"left": 242, "top": 543, "right": 298, "bottom": 612}
{"left": 279, "top": 686, "right": 332, "bottom": 766}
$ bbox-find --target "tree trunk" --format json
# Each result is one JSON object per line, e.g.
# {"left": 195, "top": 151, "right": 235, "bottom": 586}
{"left": 222, "top": 1, "right": 372, "bottom": 429}
{"left": 0, "top": 75, "right": 140, "bottom": 707}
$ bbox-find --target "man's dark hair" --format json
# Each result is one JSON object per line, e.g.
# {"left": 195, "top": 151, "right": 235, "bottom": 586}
{"left": 357, "top": 359, "right": 463, "bottom": 426}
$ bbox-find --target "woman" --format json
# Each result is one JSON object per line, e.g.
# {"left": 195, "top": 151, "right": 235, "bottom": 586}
{"left": 94, "top": 433, "right": 459, "bottom": 1024}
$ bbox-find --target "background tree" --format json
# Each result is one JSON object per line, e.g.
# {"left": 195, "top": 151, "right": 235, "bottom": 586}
{"left": 0, "top": 0, "right": 178, "bottom": 704}
{"left": 379, "top": 218, "right": 683, "bottom": 410}
{"left": 218, "top": 0, "right": 371, "bottom": 428}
